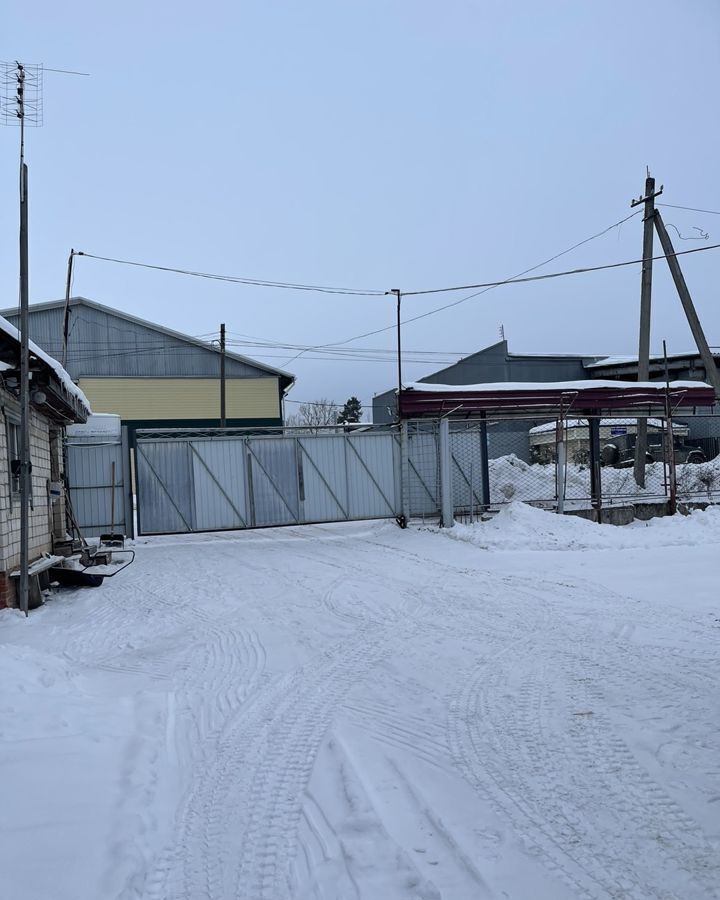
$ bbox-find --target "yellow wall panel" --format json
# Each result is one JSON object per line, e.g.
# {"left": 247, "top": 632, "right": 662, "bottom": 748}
{"left": 78, "top": 377, "right": 280, "bottom": 420}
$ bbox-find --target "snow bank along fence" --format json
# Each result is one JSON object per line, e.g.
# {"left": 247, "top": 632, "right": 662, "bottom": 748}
{"left": 121, "top": 411, "right": 720, "bottom": 536}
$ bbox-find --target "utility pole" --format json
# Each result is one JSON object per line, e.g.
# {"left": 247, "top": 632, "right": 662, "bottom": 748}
{"left": 61, "top": 249, "right": 75, "bottom": 368}
{"left": 4, "top": 61, "right": 38, "bottom": 618}
{"left": 630, "top": 172, "right": 663, "bottom": 487}
{"left": 2, "top": 62, "right": 82, "bottom": 615}
{"left": 19, "top": 159, "right": 30, "bottom": 617}
{"left": 219, "top": 322, "right": 226, "bottom": 428}
{"left": 391, "top": 289, "right": 402, "bottom": 421}
{"left": 653, "top": 211, "right": 720, "bottom": 396}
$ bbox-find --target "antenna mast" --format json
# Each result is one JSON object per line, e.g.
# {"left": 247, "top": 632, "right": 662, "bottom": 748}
{"left": 1, "top": 62, "right": 43, "bottom": 616}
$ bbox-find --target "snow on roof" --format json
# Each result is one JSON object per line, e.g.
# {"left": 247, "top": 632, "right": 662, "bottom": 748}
{"left": 402, "top": 379, "right": 709, "bottom": 393}
{"left": 0, "top": 314, "right": 90, "bottom": 413}
{"left": 529, "top": 417, "right": 678, "bottom": 435}
{"left": 587, "top": 351, "right": 720, "bottom": 368}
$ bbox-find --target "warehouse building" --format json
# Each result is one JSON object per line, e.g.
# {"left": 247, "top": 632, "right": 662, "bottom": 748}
{"left": 373, "top": 340, "right": 599, "bottom": 423}
{"left": 1, "top": 297, "right": 295, "bottom": 443}
{"left": 373, "top": 339, "right": 720, "bottom": 462}
{"left": 374, "top": 340, "right": 720, "bottom": 424}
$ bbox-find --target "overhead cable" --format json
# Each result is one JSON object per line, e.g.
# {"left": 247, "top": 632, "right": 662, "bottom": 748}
{"left": 74, "top": 252, "right": 385, "bottom": 296}
{"left": 400, "top": 240, "right": 720, "bottom": 297}
{"left": 281, "top": 210, "right": 646, "bottom": 363}
{"left": 657, "top": 203, "right": 720, "bottom": 216}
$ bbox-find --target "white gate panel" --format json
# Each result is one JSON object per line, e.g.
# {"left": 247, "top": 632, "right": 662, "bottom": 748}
{"left": 297, "top": 436, "right": 349, "bottom": 523}
{"left": 137, "top": 441, "right": 194, "bottom": 534}
{"left": 191, "top": 440, "right": 249, "bottom": 531}
{"left": 345, "top": 434, "right": 400, "bottom": 519}
{"left": 247, "top": 438, "right": 300, "bottom": 527}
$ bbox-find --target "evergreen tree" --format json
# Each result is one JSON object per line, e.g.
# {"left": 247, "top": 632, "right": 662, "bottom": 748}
{"left": 337, "top": 396, "right": 363, "bottom": 425}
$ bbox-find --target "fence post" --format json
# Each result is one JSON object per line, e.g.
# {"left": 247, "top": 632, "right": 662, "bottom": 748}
{"left": 121, "top": 426, "right": 134, "bottom": 539}
{"left": 479, "top": 411, "right": 490, "bottom": 510}
{"left": 588, "top": 417, "right": 602, "bottom": 523}
{"left": 664, "top": 412, "right": 677, "bottom": 516}
{"left": 400, "top": 420, "right": 410, "bottom": 523}
{"left": 556, "top": 418, "right": 567, "bottom": 516}
{"left": 439, "top": 417, "right": 454, "bottom": 528}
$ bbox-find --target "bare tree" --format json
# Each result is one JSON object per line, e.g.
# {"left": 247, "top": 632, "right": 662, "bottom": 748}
{"left": 286, "top": 398, "right": 340, "bottom": 433}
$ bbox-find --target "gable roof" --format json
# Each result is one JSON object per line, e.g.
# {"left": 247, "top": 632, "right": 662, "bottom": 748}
{"left": 0, "top": 297, "right": 295, "bottom": 391}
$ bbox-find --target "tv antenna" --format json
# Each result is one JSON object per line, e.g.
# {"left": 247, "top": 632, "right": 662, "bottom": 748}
{"left": 1, "top": 61, "right": 86, "bottom": 615}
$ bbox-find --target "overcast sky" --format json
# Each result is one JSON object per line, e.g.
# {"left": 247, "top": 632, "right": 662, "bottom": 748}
{"left": 2, "top": 0, "right": 719, "bottom": 412}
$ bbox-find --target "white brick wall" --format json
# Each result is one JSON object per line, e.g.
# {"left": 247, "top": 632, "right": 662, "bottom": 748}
{"left": 0, "top": 390, "right": 59, "bottom": 574}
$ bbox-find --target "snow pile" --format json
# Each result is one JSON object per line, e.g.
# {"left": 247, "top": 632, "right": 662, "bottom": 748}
{"left": 487, "top": 454, "right": 671, "bottom": 503}
{"left": 485, "top": 453, "right": 720, "bottom": 504}
{"left": 676, "top": 456, "right": 720, "bottom": 498}
{"left": 446, "top": 500, "right": 720, "bottom": 551}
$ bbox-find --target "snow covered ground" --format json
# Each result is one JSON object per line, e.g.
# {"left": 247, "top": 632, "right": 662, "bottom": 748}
{"left": 2, "top": 507, "right": 719, "bottom": 900}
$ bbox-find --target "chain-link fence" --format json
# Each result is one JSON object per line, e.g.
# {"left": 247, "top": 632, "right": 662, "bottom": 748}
{"left": 675, "top": 414, "right": 720, "bottom": 503}
{"left": 126, "top": 414, "right": 720, "bottom": 535}
{"left": 436, "top": 412, "right": 720, "bottom": 517}
{"left": 405, "top": 412, "right": 720, "bottom": 520}
{"left": 404, "top": 421, "right": 440, "bottom": 522}
{"left": 449, "top": 420, "right": 488, "bottom": 523}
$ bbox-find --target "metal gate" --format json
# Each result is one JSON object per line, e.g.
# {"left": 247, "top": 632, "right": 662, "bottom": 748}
{"left": 65, "top": 424, "right": 132, "bottom": 538}
{"left": 135, "top": 427, "right": 404, "bottom": 535}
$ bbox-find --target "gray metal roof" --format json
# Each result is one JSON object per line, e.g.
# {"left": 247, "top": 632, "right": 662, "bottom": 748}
{"left": 0, "top": 297, "right": 295, "bottom": 389}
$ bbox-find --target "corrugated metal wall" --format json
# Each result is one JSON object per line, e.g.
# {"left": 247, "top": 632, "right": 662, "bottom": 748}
{"left": 78, "top": 377, "right": 280, "bottom": 420}
{"left": 5, "top": 302, "right": 279, "bottom": 379}
{"left": 65, "top": 429, "right": 132, "bottom": 538}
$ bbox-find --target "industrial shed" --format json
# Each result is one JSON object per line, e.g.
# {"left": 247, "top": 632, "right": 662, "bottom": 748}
{"left": 1, "top": 298, "right": 295, "bottom": 443}
{"left": 373, "top": 340, "right": 599, "bottom": 424}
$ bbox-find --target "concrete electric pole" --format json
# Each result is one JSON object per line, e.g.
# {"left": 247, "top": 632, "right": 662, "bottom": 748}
{"left": 630, "top": 173, "right": 663, "bottom": 487}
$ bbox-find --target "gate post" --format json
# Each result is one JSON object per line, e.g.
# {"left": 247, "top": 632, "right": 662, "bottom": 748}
{"left": 121, "top": 426, "right": 134, "bottom": 539}
{"left": 479, "top": 411, "right": 490, "bottom": 511}
{"left": 439, "top": 418, "right": 454, "bottom": 528}
{"left": 400, "top": 420, "right": 410, "bottom": 524}
{"left": 588, "top": 416, "right": 602, "bottom": 523}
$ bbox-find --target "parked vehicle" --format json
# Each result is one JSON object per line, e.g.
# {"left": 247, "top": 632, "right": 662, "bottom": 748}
{"left": 601, "top": 432, "right": 706, "bottom": 468}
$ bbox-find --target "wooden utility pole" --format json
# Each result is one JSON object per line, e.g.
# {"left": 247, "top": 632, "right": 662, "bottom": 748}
{"left": 630, "top": 174, "right": 663, "bottom": 487}
{"left": 219, "top": 322, "right": 226, "bottom": 428}
{"left": 653, "top": 211, "right": 720, "bottom": 396}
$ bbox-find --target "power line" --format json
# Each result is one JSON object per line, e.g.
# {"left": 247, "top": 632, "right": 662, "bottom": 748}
{"left": 657, "top": 203, "right": 720, "bottom": 216}
{"left": 281, "top": 210, "right": 646, "bottom": 364}
{"left": 74, "top": 252, "right": 385, "bottom": 296}
{"left": 401, "top": 239, "right": 720, "bottom": 297}
{"left": 285, "top": 398, "right": 373, "bottom": 409}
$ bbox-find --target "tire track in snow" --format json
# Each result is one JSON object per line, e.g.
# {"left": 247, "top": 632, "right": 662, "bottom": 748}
{"left": 147, "top": 556, "right": 447, "bottom": 900}
{"left": 156, "top": 622, "right": 408, "bottom": 900}
{"left": 447, "top": 585, "right": 720, "bottom": 900}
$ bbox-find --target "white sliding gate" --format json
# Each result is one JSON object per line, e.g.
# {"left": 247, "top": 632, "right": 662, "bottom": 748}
{"left": 135, "top": 428, "right": 404, "bottom": 535}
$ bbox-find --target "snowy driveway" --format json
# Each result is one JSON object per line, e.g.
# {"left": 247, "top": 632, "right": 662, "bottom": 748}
{"left": 2, "top": 507, "right": 719, "bottom": 900}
